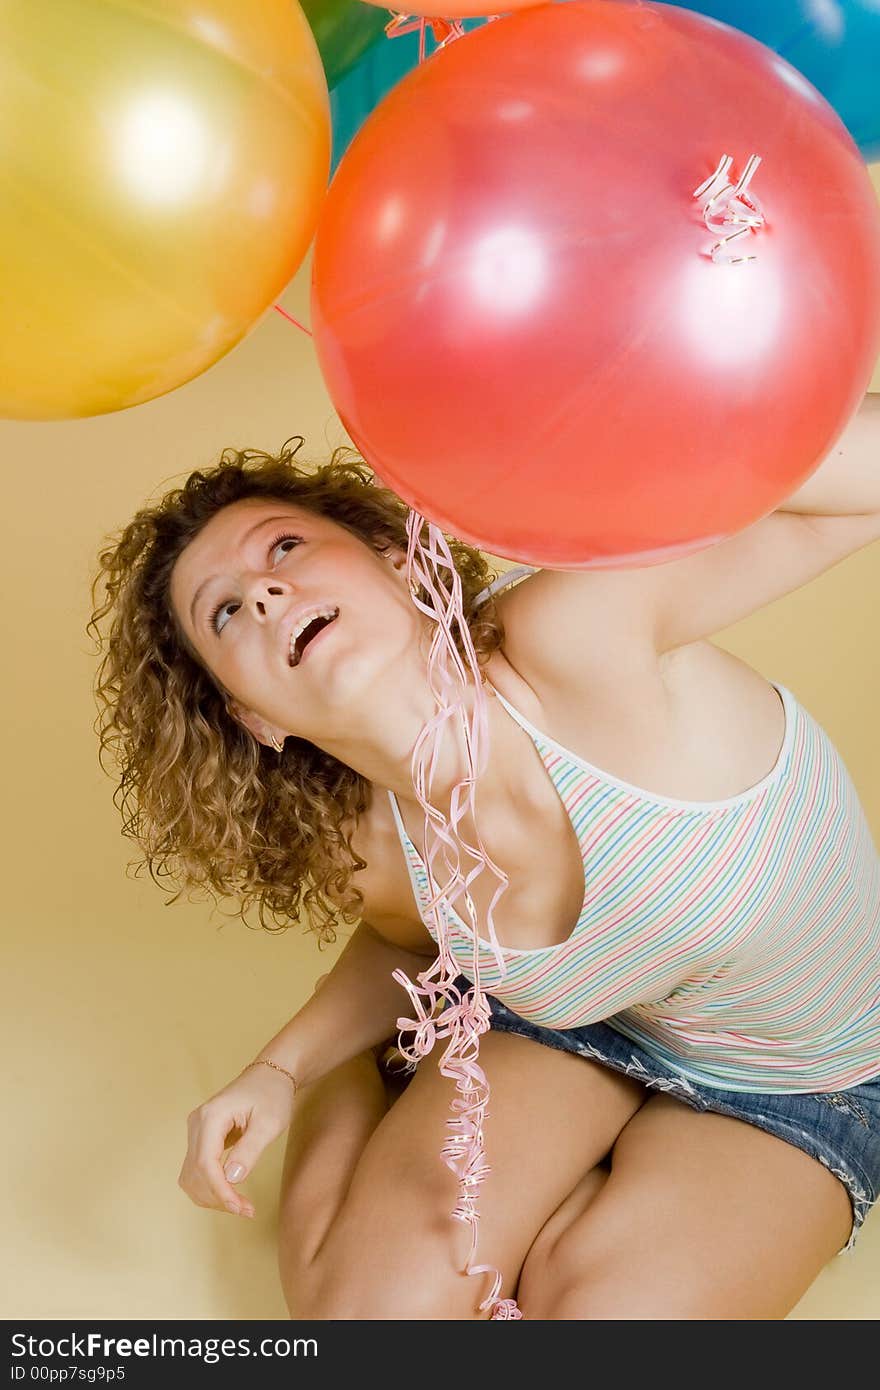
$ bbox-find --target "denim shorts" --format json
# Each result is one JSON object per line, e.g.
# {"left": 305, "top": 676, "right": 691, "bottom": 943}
{"left": 449, "top": 974, "right": 880, "bottom": 1254}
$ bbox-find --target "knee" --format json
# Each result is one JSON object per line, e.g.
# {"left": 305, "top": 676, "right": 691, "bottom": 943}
{"left": 282, "top": 1211, "right": 488, "bottom": 1319}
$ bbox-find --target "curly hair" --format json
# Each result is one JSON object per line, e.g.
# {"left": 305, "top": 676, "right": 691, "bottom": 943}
{"left": 87, "top": 437, "right": 506, "bottom": 947}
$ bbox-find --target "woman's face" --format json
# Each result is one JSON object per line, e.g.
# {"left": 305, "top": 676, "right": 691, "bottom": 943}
{"left": 169, "top": 496, "right": 420, "bottom": 745}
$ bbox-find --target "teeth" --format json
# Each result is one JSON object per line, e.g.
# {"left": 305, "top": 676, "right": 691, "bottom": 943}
{"left": 288, "top": 606, "right": 338, "bottom": 659}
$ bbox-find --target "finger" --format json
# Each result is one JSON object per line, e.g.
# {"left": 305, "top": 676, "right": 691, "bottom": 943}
{"left": 222, "top": 1117, "right": 277, "bottom": 1207}
{"left": 193, "top": 1108, "right": 256, "bottom": 1214}
{"left": 222, "top": 1135, "right": 264, "bottom": 1194}
{"left": 180, "top": 1123, "right": 250, "bottom": 1216}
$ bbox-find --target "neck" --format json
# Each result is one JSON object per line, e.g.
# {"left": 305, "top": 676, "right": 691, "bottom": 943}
{"left": 316, "top": 653, "right": 509, "bottom": 815}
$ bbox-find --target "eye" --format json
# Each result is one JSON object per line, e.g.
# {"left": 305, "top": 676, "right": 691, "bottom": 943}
{"left": 208, "top": 532, "right": 302, "bottom": 635}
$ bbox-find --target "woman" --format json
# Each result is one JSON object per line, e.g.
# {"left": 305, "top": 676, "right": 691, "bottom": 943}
{"left": 90, "top": 415, "right": 880, "bottom": 1319}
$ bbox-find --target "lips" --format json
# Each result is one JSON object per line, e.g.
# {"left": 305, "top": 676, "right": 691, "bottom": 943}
{"left": 281, "top": 602, "right": 336, "bottom": 666}
{"left": 288, "top": 608, "right": 339, "bottom": 668}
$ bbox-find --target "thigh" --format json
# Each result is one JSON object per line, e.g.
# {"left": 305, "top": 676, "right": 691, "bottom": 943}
{"left": 306, "top": 1028, "right": 648, "bottom": 1319}
{"left": 520, "top": 1092, "right": 854, "bottom": 1319}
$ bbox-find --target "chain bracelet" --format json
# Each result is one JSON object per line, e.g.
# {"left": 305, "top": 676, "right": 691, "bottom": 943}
{"left": 241, "top": 1058, "right": 298, "bottom": 1093}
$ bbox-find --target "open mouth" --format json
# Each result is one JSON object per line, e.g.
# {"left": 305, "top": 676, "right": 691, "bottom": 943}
{"left": 288, "top": 607, "right": 339, "bottom": 668}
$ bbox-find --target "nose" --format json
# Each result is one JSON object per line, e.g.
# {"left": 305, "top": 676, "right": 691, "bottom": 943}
{"left": 241, "top": 573, "right": 292, "bottom": 617}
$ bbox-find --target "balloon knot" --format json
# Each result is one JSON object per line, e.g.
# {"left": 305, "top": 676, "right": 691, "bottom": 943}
{"left": 693, "top": 153, "right": 765, "bottom": 265}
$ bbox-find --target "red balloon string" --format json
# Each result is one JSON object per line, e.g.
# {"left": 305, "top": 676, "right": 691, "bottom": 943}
{"left": 273, "top": 302, "right": 311, "bottom": 335}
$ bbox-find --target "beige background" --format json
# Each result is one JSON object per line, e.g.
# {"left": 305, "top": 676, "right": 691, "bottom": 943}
{"left": 3, "top": 166, "right": 880, "bottom": 1322}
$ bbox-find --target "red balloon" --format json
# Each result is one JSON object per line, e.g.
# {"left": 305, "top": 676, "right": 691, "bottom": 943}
{"left": 311, "top": 0, "right": 880, "bottom": 567}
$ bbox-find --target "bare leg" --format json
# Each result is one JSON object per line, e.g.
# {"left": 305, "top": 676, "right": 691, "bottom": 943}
{"left": 518, "top": 1094, "right": 855, "bottom": 1319}
{"left": 278, "top": 1048, "right": 401, "bottom": 1314}
{"left": 277, "top": 970, "right": 413, "bottom": 1312}
{"left": 280, "top": 1046, "right": 618, "bottom": 1318}
{"left": 276, "top": 974, "right": 646, "bottom": 1320}
{"left": 287, "top": 1031, "right": 647, "bottom": 1319}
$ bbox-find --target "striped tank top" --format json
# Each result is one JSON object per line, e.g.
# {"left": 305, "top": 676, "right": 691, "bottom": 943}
{"left": 387, "top": 581, "right": 880, "bottom": 1093}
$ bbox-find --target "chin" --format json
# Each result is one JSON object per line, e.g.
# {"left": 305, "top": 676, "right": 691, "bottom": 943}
{"left": 303, "top": 643, "right": 390, "bottom": 704}
{"left": 295, "top": 611, "right": 418, "bottom": 701}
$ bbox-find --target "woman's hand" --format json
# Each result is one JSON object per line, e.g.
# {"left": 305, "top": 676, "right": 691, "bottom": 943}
{"left": 177, "top": 1063, "right": 297, "bottom": 1219}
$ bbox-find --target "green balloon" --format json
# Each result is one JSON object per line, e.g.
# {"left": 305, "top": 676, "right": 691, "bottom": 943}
{"left": 300, "top": 0, "right": 389, "bottom": 90}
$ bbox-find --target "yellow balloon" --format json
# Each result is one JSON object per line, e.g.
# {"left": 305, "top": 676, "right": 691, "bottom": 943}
{"left": 0, "top": 0, "right": 330, "bottom": 420}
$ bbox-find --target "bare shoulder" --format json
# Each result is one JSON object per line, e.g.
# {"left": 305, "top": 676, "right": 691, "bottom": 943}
{"left": 493, "top": 561, "right": 661, "bottom": 699}
{"left": 491, "top": 572, "right": 778, "bottom": 749}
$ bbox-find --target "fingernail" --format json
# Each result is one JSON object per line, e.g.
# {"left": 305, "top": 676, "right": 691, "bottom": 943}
{"left": 225, "top": 1162, "right": 245, "bottom": 1182}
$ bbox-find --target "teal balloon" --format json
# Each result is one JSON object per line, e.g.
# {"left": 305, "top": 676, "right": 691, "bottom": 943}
{"left": 330, "top": 20, "right": 490, "bottom": 175}
{"left": 680, "top": 2, "right": 880, "bottom": 159}
{"left": 329, "top": 3, "right": 880, "bottom": 172}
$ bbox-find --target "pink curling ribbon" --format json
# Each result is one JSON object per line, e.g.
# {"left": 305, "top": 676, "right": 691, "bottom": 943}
{"left": 490, "top": 1298, "right": 524, "bottom": 1319}
{"left": 391, "top": 507, "right": 523, "bottom": 1318}
{"left": 693, "top": 154, "right": 765, "bottom": 265}
{"left": 385, "top": 13, "right": 467, "bottom": 51}
{"left": 385, "top": 12, "right": 504, "bottom": 61}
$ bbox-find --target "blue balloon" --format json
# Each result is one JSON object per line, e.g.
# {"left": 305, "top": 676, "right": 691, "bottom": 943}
{"left": 329, "top": 20, "right": 490, "bottom": 176}
{"left": 680, "top": 2, "right": 880, "bottom": 159}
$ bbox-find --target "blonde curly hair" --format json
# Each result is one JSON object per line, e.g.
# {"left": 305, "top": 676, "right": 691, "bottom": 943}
{"left": 88, "top": 436, "right": 506, "bottom": 947}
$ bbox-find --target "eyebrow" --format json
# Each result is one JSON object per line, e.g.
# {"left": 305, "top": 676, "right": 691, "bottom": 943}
{"left": 189, "top": 514, "right": 300, "bottom": 631}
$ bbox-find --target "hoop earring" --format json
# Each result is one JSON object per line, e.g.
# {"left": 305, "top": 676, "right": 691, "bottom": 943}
{"left": 270, "top": 733, "right": 285, "bottom": 753}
